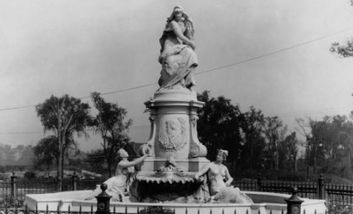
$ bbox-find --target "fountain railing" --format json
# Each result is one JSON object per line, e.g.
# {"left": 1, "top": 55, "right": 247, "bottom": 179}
{"left": 15, "top": 184, "right": 326, "bottom": 214}
{"left": 0, "top": 173, "right": 350, "bottom": 209}
{"left": 2, "top": 173, "right": 348, "bottom": 214}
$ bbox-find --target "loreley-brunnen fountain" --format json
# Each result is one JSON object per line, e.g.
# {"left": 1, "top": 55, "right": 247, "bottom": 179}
{"left": 25, "top": 6, "right": 327, "bottom": 214}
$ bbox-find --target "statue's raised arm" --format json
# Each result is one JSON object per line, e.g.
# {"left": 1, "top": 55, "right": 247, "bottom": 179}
{"left": 158, "top": 6, "right": 198, "bottom": 90}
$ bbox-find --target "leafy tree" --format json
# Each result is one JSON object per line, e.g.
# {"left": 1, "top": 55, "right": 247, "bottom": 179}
{"left": 36, "top": 94, "right": 92, "bottom": 190}
{"left": 33, "top": 136, "right": 59, "bottom": 170}
{"left": 15, "top": 145, "right": 34, "bottom": 166}
{"left": 197, "top": 91, "right": 303, "bottom": 175}
{"left": 329, "top": 2, "right": 353, "bottom": 57}
{"left": 91, "top": 92, "right": 132, "bottom": 177}
{"left": 330, "top": 40, "right": 353, "bottom": 57}
{"left": 0, "top": 144, "right": 34, "bottom": 166}
{"left": 278, "top": 132, "right": 299, "bottom": 171}
{"left": 298, "top": 114, "right": 353, "bottom": 179}
{"left": 197, "top": 91, "right": 269, "bottom": 171}
{"left": 263, "top": 116, "right": 287, "bottom": 170}
{"left": 197, "top": 91, "right": 243, "bottom": 164}
{"left": 0, "top": 144, "right": 16, "bottom": 166}
{"left": 240, "top": 107, "right": 267, "bottom": 170}
{"left": 33, "top": 135, "right": 81, "bottom": 171}
{"left": 24, "top": 171, "right": 36, "bottom": 180}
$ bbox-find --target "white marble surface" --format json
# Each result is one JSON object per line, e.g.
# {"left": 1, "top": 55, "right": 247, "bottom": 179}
{"left": 24, "top": 190, "right": 327, "bottom": 214}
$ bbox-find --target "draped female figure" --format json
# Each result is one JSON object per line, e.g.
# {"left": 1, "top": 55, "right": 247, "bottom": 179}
{"left": 158, "top": 6, "right": 197, "bottom": 89}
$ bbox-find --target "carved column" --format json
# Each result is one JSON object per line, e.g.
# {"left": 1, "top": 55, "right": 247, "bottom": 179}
{"left": 140, "top": 88, "right": 209, "bottom": 172}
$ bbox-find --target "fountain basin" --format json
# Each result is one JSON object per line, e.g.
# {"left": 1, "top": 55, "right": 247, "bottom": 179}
{"left": 24, "top": 190, "right": 327, "bottom": 214}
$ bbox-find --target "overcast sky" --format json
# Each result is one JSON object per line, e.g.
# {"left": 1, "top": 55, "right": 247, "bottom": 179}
{"left": 1, "top": 0, "right": 353, "bottom": 151}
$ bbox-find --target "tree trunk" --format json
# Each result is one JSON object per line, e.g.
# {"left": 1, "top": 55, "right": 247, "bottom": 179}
{"left": 294, "top": 156, "right": 297, "bottom": 172}
{"left": 249, "top": 137, "right": 254, "bottom": 169}
{"left": 60, "top": 136, "right": 65, "bottom": 190}
{"left": 58, "top": 130, "right": 63, "bottom": 191}
{"left": 273, "top": 140, "right": 279, "bottom": 170}
{"left": 59, "top": 114, "right": 72, "bottom": 191}
{"left": 275, "top": 150, "right": 279, "bottom": 170}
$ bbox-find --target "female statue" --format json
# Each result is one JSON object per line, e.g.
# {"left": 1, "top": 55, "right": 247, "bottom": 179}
{"left": 195, "top": 149, "right": 253, "bottom": 203}
{"left": 86, "top": 148, "right": 149, "bottom": 201}
{"left": 158, "top": 6, "right": 197, "bottom": 89}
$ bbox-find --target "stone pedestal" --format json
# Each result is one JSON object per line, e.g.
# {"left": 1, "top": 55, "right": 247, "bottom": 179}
{"left": 140, "top": 86, "right": 209, "bottom": 172}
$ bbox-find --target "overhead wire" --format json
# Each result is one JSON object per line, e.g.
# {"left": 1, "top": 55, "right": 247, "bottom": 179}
{"left": 1, "top": 26, "right": 353, "bottom": 113}
{"left": 0, "top": 26, "right": 353, "bottom": 137}
{"left": 0, "top": 131, "right": 44, "bottom": 135}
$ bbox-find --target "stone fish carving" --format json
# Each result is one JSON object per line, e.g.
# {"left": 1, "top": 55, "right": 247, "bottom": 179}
{"left": 158, "top": 118, "right": 187, "bottom": 151}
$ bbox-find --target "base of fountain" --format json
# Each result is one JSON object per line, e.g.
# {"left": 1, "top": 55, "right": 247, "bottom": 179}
{"left": 24, "top": 190, "right": 327, "bottom": 214}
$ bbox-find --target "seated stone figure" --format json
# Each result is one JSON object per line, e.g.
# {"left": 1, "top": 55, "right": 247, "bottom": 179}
{"left": 158, "top": 6, "right": 197, "bottom": 90}
{"left": 195, "top": 149, "right": 253, "bottom": 204}
{"left": 85, "top": 148, "right": 149, "bottom": 202}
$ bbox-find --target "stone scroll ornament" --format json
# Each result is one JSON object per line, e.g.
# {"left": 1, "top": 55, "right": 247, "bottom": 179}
{"left": 188, "top": 115, "right": 200, "bottom": 157}
{"left": 158, "top": 118, "right": 187, "bottom": 152}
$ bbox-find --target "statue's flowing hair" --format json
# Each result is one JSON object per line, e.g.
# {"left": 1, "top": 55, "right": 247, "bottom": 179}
{"left": 165, "top": 6, "right": 195, "bottom": 40}
{"left": 158, "top": 6, "right": 195, "bottom": 61}
{"left": 217, "top": 149, "right": 229, "bottom": 161}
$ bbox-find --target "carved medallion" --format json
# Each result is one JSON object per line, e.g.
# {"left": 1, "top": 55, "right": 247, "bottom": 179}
{"left": 158, "top": 118, "right": 187, "bottom": 152}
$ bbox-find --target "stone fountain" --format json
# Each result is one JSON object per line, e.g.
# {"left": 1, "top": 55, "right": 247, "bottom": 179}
{"left": 133, "top": 86, "right": 209, "bottom": 202}
{"left": 24, "top": 6, "right": 327, "bottom": 214}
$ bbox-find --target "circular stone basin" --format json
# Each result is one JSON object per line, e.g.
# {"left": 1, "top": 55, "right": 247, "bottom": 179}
{"left": 24, "top": 190, "right": 327, "bottom": 214}
{"left": 135, "top": 171, "right": 204, "bottom": 202}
